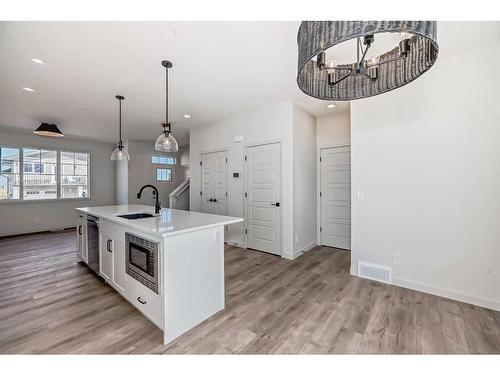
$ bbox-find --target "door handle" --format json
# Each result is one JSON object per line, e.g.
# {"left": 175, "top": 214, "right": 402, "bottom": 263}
{"left": 78, "top": 225, "right": 82, "bottom": 235}
{"left": 107, "top": 239, "right": 113, "bottom": 252}
{"left": 270, "top": 202, "right": 280, "bottom": 207}
{"left": 213, "top": 199, "right": 217, "bottom": 202}
{"left": 137, "top": 296, "right": 147, "bottom": 305}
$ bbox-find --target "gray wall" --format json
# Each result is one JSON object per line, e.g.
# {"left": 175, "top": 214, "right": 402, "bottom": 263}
{"left": 0, "top": 127, "right": 116, "bottom": 236}
{"left": 125, "top": 140, "right": 189, "bottom": 208}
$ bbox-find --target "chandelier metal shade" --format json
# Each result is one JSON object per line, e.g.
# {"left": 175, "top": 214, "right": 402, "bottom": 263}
{"left": 110, "top": 95, "right": 130, "bottom": 161}
{"left": 155, "top": 60, "right": 179, "bottom": 153}
{"left": 297, "top": 21, "right": 439, "bottom": 101}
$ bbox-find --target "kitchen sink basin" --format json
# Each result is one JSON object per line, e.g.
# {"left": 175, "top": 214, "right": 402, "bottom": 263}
{"left": 117, "top": 213, "right": 155, "bottom": 220}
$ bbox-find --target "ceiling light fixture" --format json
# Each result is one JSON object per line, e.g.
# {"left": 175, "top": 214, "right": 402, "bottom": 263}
{"left": 31, "top": 58, "right": 44, "bottom": 64}
{"left": 34, "top": 123, "right": 64, "bottom": 137}
{"left": 110, "top": 95, "right": 130, "bottom": 161}
{"left": 155, "top": 60, "right": 179, "bottom": 153}
{"left": 297, "top": 21, "right": 439, "bottom": 101}
{"left": 326, "top": 104, "right": 336, "bottom": 109}
{"left": 183, "top": 114, "right": 192, "bottom": 119}
{"left": 22, "top": 87, "right": 35, "bottom": 92}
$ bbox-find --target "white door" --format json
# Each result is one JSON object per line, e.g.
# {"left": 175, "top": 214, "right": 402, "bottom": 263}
{"left": 245, "top": 142, "right": 281, "bottom": 255}
{"left": 320, "top": 146, "right": 351, "bottom": 250}
{"left": 201, "top": 151, "right": 228, "bottom": 215}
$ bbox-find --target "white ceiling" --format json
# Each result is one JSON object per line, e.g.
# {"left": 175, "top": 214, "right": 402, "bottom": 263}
{"left": 0, "top": 21, "right": 498, "bottom": 145}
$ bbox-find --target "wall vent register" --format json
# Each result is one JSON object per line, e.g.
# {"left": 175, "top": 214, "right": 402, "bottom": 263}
{"left": 357, "top": 261, "right": 392, "bottom": 284}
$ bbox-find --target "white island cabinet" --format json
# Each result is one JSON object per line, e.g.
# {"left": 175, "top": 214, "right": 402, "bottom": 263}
{"left": 76, "top": 204, "right": 243, "bottom": 345}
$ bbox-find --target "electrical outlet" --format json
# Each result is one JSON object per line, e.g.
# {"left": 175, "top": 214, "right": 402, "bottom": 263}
{"left": 356, "top": 190, "right": 365, "bottom": 201}
{"left": 393, "top": 253, "right": 401, "bottom": 265}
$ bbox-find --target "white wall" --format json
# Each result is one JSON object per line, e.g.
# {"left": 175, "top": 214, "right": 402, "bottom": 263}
{"left": 190, "top": 102, "right": 295, "bottom": 258}
{"left": 316, "top": 110, "right": 351, "bottom": 149}
{"left": 292, "top": 105, "right": 317, "bottom": 256}
{"left": 125, "top": 140, "right": 189, "bottom": 208}
{"left": 350, "top": 41, "right": 500, "bottom": 311}
{"left": 0, "top": 127, "right": 116, "bottom": 236}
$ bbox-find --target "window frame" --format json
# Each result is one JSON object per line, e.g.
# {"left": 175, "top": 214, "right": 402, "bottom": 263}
{"left": 0, "top": 143, "right": 91, "bottom": 204}
{"left": 156, "top": 167, "right": 173, "bottom": 182}
{"left": 151, "top": 155, "right": 176, "bottom": 165}
{"left": 59, "top": 150, "right": 91, "bottom": 201}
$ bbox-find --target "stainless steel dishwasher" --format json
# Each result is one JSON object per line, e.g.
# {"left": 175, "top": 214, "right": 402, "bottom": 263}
{"left": 86, "top": 215, "right": 100, "bottom": 275}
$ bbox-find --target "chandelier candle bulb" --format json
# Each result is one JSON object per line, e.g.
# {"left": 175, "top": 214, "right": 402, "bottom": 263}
{"left": 317, "top": 51, "right": 326, "bottom": 69}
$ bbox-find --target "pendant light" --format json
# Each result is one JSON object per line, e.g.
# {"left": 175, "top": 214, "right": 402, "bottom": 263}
{"left": 34, "top": 123, "right": 64, "bottom": 137}
{"left": 110, "top": 95, "right": 130, "bottom": 161}
{"left": 154, "top": 60, "right": 179, "bottom": 153}
{"left": 297, "top": 21, "right": 439, "bottom": 101}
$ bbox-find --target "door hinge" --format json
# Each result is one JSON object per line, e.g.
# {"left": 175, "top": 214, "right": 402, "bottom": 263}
{"left": 200, "top": 191, "right": 202, "bottom": 196}
{"left": 226, "top": 157, "right": 228, "bottom": 163}
{"left": 225, "top": 192, "right": 228, "bottom": 197}
{"left": 320, "top": 157, "right": 322, "bottom": 162}
{"left": 200, "top": 161, "right": 202, "bottom": 166}
{"left": 244, "top": 155, "right": 247, "bottom": 161}
{"left": 320, "top": 226, "right": 322, "bottom": 232}
{"left": 244, "top": 192, "right": 247, "bottom": 198}
{"left": 320, "top": 192, "right": 322, "bottom": 197}
{"left": 245, "top": 229, "right": 247, "bottom": 234}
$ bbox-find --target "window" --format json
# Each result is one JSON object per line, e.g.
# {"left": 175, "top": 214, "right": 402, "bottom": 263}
{"left": 0, "top": 145, "right": 90, "bottom": 202}
{"left": 152, "top": 155, "right": 176, "bottom": 165}
{"left": 60, "top": 152, "right": 89, "bottom": 198}
{"left": 156, "top": 168, "right": 172, "bottom": 182}
{"left": 0, "top": 147, "right": 20, "bottom": 200}
{"left": 23, "top": 148, "right": 57, "bottom": 200}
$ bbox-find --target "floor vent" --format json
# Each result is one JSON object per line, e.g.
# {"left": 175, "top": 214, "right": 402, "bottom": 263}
{"left": 357, "top": 261, "right": 392, "bottom": 284}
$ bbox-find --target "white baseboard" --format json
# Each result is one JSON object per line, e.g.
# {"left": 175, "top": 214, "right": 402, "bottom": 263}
{"left": 351, "top": 265, "right": 500, "bottom": 312}
{"left": 225, "top": 241, "right": 244, "bottom": 249}
{"left": 351, "top": 265, "right": 499, "bottom": 312}
{"left": 292, "top": 242, "right": 317, "bottom": 259}
{"left": 392, "top": 277, "right": 500, "bottom": 312}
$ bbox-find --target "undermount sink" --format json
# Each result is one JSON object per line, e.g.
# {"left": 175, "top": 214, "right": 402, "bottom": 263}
{"left": 117, "top": 213, "right": 155, "bottom": 220}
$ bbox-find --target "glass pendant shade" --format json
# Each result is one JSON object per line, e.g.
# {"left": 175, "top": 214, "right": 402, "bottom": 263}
{"left": 155, "top": 131, "right": 178, "bottom": 152}
{"left": 111, "top": 144, "right": 130, "bottom": 161}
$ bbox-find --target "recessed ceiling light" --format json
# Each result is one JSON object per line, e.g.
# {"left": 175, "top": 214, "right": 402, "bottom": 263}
{"left": 22, "top": 87, "right": 35, "bottom": 92}
{"left": 326, "top": 103, "right": 336, "bottom": 109}
{"left": 31, "top": 58, "right": 44, "bottom": 64}
{"left": 183, "top": 114, "right": 192, "bottom": 118}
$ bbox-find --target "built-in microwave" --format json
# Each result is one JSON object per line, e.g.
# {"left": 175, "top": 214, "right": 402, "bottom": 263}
{"left": 125, "top": 233, "right": 159, "bottom": 294}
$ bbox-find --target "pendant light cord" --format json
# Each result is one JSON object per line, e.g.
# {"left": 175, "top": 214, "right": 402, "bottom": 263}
{"left": 165, "top": 65, "right": 169, "bottom": 128}
{"left": 119, "top": 98, "right": 122, "bottom": 146}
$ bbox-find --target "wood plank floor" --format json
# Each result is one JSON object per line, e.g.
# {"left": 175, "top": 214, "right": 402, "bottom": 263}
{"left": 0, "top": 230, "right": 499, "bottom": 354}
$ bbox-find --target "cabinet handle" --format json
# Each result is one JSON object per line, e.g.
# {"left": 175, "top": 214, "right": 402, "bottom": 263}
{"left": 107, "top": 239, "right": 113, "bottom": 252}
{"left": 137, "top": 296, "right": 147, "bottom": 304}
{"left": 78, "top": 225, "right": 82, "bottom": 235}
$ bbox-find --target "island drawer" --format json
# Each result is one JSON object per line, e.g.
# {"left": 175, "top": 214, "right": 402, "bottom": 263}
{"left": 126, "top": 275, "right": 163, "bottom": 329}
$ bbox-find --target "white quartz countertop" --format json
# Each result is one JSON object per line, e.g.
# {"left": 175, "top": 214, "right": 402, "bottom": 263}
{"left": 76, "top": 204, "right": 243, "bottom": 238}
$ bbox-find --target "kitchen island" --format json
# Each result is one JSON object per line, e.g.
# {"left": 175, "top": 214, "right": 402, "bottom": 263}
{"left": 75, "top": 204, "right": 243, "bottom": 345}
